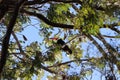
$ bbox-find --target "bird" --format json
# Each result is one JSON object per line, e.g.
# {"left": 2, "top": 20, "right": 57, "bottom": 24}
{"left": 50, "top": 38, "right": 72, "bottom": 54}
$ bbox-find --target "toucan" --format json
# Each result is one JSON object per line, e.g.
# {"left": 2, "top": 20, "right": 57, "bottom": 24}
{"left": 50, "top": 38, "right": 72, "bottom": 54}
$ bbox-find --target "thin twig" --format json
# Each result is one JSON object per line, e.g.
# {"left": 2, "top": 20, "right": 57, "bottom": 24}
{"left": 65, "top": 34, "right": 83, "bottom": 44}
{"left": 102, "top": 35, "right": 120, "bottom": 38}
{"left": 11, "top": 31, "right": 28, "bottom": 58}
{"left": 47, "top": 59, "right": 91, "bottom": 68}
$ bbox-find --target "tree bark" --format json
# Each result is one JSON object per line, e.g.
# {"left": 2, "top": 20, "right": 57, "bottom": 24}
{"left": 0, "top": 0, "right": 26, "bottom": 75}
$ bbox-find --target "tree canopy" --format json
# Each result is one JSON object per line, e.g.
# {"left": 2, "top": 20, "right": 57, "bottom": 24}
{"left": 0, "top": 0, "right": 120, "bottom": 80}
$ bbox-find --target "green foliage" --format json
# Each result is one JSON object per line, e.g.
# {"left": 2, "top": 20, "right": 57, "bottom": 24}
{"left": 68, "top": 75, "right": 80, "bottom": 80}
{"left": 14, "top": 14, "right": 30, "bottom": 32}
{"left": 91, "top": 57, "right": 105, "bottom": 69}
{"left": 39, "top": 23, "right": 53, "bottom": 39}
{"left": 55, "top": 4, "right": 71, "bottom": 15}
{"left": 1, "top": 0, "right": 120, "bottom": 80}
{"left": 68, "top": 38, "right": 83, "bottom": 59}
{"left": 3, "top": 13, "right": 30, "bottom": 32}
{"left": 47, "top": 4, "right": 72, "bottom": 24}
{"left": 47, "top": 75, "right": 63, "bottom": 80}
{"left": 74, "top": 5, "right": 102, "bottom": 35}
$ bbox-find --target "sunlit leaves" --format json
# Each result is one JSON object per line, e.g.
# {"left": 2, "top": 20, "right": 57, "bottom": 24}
{"left": 8, "top": 42, "right": 18, "bottom": 53}
{"left": 68, "top": 75, "right": 80, "bottom": 80}
{"left": 55, "top": 4, "right": 71, "bottom": 15}
{"left": 39, "top": 23, "right": 53, "bottom": 38}
{"left": 36, "top": 70, "right": 44, "bottom": 80}
{"left": 47, "top": 75, "right": 63, "bottom": 80}
{"left": 47, "top": 4, "right": 72, "bottom": 24}
{"left": 74, "top": 48, "right": 83, "bottom": 59}
{"left": 90, "top": 57, "right": 105, "bottom": 69}
{"left": 45, "top": 51, "right": 56, "bottom": 63}
{"left": 1, "top": 0, "right": 120, "bottom": 80}
{"left": 45, "top": 45, "right": 62, "bottom": 63}
{"left": 47, "top": 1, "right": 105, "bottom": 35}
{"left": 27, "top": 42, "right": 40, "bottom": 51}
{"left": 3, "top": 13, "right": 30, "bottom": 32}
{"left": 73, "top": 5, "right": 102, "bottom": 35}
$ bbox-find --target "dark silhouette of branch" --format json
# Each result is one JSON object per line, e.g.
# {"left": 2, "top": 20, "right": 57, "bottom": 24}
{"left": 22, "top": 10, "right": 74, "bottom": 29}
{"left": 102, "top": 35, "right": 120, "bottom": 38}
{"left": 11, "top": 31, "right": 28, "bottom": 59}
{"left": 22, "top": 9, "right": 120, "bottom": 30}
{"left": 85, "top": 34, "right": 108, "bottom": 58}
{"left": 40, "top": 64, "right": 57, "bottom": 74}
{"left": 24, "top": 0, "right": 82, "bottom": 5}
{"left": 0, "top": 0, "right": 8, "bottom": 20}
{"left": 96, "top": 33, "right": 119, "bottom": 57}
{"left": 47, "top": 59, "right": 91, "bottom": 68}
{"left": 110, "top": 27, "right": 120, "bottom": 34}
{"left": 25, "top": 0, "right": 119, "bottom": 12}
{"left": 23, "top": 9, "right": 120, "bottom": 30}
{"left": 94, "top": 33, "right": 120, "bottom": 69}
{"left": 0, "top": 0, "right": 26, "bottom": 75}
{"left": 103, "top": 23, "right": 119, "bottom": 28}
{"left": 11, "top": 31, "right": 24, "bottom": 53}
{"left": 86, "top": 34, "right": 120, "bottom": 70}
{"left": 24, "top": 0, "right": 107, "bottom": 11}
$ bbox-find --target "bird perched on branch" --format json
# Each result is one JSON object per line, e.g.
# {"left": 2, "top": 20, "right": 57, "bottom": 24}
{"left": 50, "top": 38, "right": 72, "bottom": 54}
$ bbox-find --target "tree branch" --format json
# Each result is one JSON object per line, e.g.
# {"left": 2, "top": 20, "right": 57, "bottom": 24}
{"left": 11, "top": 31, "right": 28, "bottom": 58}
{"left": 40, "top": 64, "right": 57, "bottom": 74}
{"left": 110, "top": 27, "right": 120, "bottom": 34}
{"left": 11, "top": 31, "right": 24, "bottom": 53}
{"left": 96, "top": 33, "right": 119, "bottom": 57}
{"left": 22, "top": 9, "right": 74, "bottom": 29}
{"left": 47, "top": 59, "right": 91, "bottom": 68}
{"left": 0, "top": 0, "right": 26, "bottom": 75}
{"left": 103, "top": 23, "right": 119, "bottom": 28}
{"left": 85, "top": 34, "right": 108, "bottom": 58}
{"left": 23, "top": 9, "right": 120, "bottom": 30}
{"left": 102, "top": 35, "right": 120, "bottom": 38}
{"left": 0, "top": 0, "right": 8, "bottom": 20}
{"left": 24, "top": 0, "right": 82, "bottom": 5}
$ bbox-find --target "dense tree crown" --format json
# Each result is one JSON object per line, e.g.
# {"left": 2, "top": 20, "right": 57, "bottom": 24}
{"left": 0, "top": 0, "right": 120, "bottom": 80}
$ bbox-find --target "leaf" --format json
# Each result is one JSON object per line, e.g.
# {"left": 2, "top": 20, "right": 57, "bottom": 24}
{"left": 68, "top": 76, "right": 80, "bottom": 80}
{"left": 23, "top": 35, "right": 27, "bottom": 41}
{"left": 55, "top": 4, "right": 71, "bottom": 15}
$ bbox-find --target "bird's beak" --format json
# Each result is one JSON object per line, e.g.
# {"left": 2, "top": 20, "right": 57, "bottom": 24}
{"left": 49, "top": 38, "right": 58, "bottom": 40}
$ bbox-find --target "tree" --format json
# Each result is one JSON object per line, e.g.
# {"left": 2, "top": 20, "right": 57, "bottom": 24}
{"left": 0, "top": 0, "right": 120, "bottom": 79}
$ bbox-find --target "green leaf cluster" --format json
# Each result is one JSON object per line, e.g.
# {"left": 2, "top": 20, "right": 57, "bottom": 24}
{"left": 74, "top": 5, "right": 103, "bottom": 35}
{"left": 47, "top": 4, "right": 71, "bottom": 24}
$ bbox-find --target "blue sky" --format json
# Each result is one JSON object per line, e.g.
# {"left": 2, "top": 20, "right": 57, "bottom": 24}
{"left": 20, "top": 18, "right": 108, "bottom": 80}
{"left": 15, "top": 10, "right": 120, "bottom": 80}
